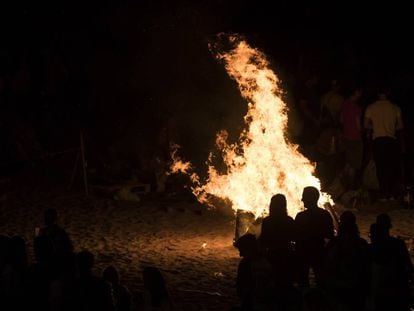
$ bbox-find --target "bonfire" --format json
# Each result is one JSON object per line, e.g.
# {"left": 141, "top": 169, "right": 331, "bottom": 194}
{"left": 170, "top": 35, "right": 332, "bottom": 222}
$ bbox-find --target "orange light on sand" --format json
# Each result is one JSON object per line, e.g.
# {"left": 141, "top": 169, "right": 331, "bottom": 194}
{"left": 170, "top": 36, "right": 332, "bottom": 218}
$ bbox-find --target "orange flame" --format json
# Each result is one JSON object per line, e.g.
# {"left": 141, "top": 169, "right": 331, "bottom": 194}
{"left": 169, "top": 143, "right": 204, "bottom": 199}
{"left": 171, "top": 36, "right": 332, "bottom": 218}
{"left": 170, "top": 143, "right": 193, "bottom": 175}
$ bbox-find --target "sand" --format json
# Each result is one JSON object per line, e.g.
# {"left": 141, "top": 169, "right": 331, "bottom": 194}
{"left": 1, "top": 179, "right": 413, "bottom": 310}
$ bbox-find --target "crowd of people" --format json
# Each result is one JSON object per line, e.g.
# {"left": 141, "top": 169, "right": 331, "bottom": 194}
{"left": 0, "top": 56, "right": 412, "bottom": 311}
{"left": 0, "top": 208, "right": 174, "bottom": 311}
{"left": 1, "top": 193, "right": 412, "bottom": 310}
{"left": 293, "top": 78, "right": 407, "bottom": 203}
{"left": 233, "top": 187, "right": 413, "bottom": 311}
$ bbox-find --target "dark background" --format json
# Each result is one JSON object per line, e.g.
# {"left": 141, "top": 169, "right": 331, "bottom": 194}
{"left": 1, "top": 0, "right": 413, "bottom": 185}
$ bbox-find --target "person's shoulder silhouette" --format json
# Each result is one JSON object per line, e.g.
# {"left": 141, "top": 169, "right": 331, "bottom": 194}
{"left": 142, "top": 266, "right": 174, "bottom": 310}
{"left": 103, "top": 265, "right": 131, "bottom": 311}
{"left": 260, "top": 194, "right": 295, "bottom": 251}
{"left": 40, "top": 208, "right": 73, "bottom": 255}
{"left": 74, "top": 251, "right": 115, "bottom": 311}
{"left": 295, "top": 187, "right": 334, "bottom": 240}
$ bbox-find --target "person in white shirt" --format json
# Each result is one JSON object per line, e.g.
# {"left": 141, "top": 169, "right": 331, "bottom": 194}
{"left": 364, "top": 90, "right": 404, "bottom": 201}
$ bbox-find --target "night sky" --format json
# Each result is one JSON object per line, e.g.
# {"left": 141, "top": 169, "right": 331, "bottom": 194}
{"left": 1, "top": 1, "right": 413, "bottom": 181}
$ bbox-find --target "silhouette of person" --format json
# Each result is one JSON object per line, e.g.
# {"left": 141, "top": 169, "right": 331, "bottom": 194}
{"left": 320, "top": 79, "right": 344, "bottom": 127}
{"left": 367, "top": 214, "right": 413, "bottom": 311}
{"left": 73, "top": 251, "right": 115, "bottom": 311}
{"left": 103, "top": 266, "right": 131, "bottom": 311}
{"left": 39, "top": 208, "right": 73, "bottom": 258}
{"left": 259, "top": 194, "right": 295, "bottom": 288}
{"left": 295, "top": 186, "right": 334, "bottom": 287}
{"left": 25, "top": 235, "right": 54, "bottom": 310}
{"left": 364, "top": 90, "right": 404, "bottom": 200}
{"left": 298, "top": 75, "right": 321, "bottom": 145}
{"left": 324, "top": 211, "right": 369, "bottom": 311}
{"left": 234, "top": 233, "right": 275, "bottom": 310}
{"left": 142, "top": 266, "right": 174, "bottom": 310}
{"left": 303, "top": 287, "right": 333, "bottom": 311}
{"left": 1, "top": 236, "right": 29, "bottom": 309}
{"left": 340, "top": 87, "right": 363, "bottom": 190}
{"left": 48, "top": 252, "right": 76, "bottom": 311}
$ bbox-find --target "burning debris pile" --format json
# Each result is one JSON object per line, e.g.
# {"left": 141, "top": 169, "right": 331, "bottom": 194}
{"left": 170, "top": 35, "right": 332, "bottom": 220}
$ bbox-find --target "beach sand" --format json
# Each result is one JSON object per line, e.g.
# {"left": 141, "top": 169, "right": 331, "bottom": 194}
{"left": 1, "top": 179, "right": 413, "bottom": 310}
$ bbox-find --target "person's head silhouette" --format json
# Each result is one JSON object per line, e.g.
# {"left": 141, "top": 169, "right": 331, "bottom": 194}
{"left": 234, "top": 233, "right": 258, "bottom": 258}
{"left": 103, "top": 265, "right": 120, "bottom": 285}
{"left": 376, "top": 213, "right": 392, "bottom": 231}
{"left": 338, "top": 211, "right": 359, "bottom": 237}
{"left": 77, "top": 250, "right": 94, "bottom": 276}
{"left": 44, "top": 208, "right": 58, "bottom": 226}
{"left": 142, "top": 266, "right": 169, "bottom": 307}
{"left": 370, "top": 223, "right": 383, "bottom": 242}
{"left": 339, "top": 210, "right": 356, "bottom": 226}
{"left": 269, "top": 194, "right": 287, "bottom": 217}
{"left": 302, "top": 186, "right": 320, "bottom": 209}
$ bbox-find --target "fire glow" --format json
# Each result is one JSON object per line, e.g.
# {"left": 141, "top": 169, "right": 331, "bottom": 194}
{"left": 171, "top": 36, "right": 332, "bottom": 218}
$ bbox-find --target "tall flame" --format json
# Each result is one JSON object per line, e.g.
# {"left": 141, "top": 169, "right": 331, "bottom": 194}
{"left": 171, "top": 36, "right": 331, "bottom": 218}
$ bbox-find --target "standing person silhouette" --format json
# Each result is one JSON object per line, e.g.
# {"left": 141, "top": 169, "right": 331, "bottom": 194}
{"left": 295, "top": 187, "right": 334, "bottom": 287}
{"left": 259, "top": 194, "right": 295, "bottom": 288}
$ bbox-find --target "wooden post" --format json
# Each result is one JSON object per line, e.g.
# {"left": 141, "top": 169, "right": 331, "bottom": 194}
{"left": 68, "top": 150, "right": 80, "bottom": 190}
{"left": 80, "top": 131, "right": 89, "bottom": 196}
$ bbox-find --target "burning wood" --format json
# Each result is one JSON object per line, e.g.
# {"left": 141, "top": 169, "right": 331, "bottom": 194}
{"left": 170, "top": 35, "right": 332, "bottom": 219}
